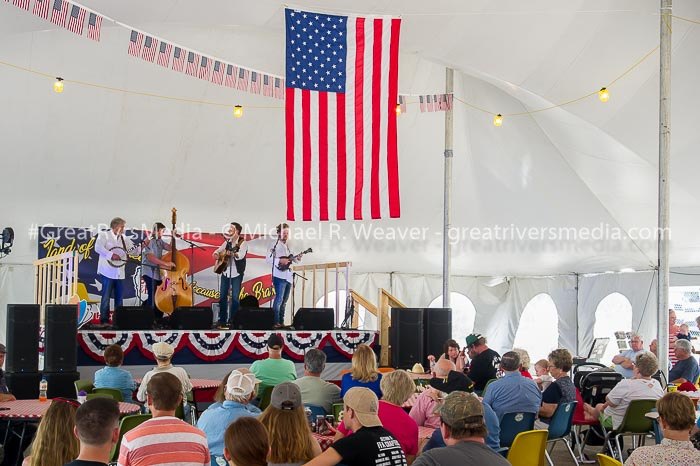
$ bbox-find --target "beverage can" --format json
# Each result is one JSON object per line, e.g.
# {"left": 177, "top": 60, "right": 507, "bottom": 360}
{"left": 316, "top": 415, "right": 325, "bottom": 433}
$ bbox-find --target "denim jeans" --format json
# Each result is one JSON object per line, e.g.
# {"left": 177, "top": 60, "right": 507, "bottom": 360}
{"left": 272, "top": 276, "right": 291, "bottom": 325}
{"left": 142, "top": 275, "right": 164, "bottom": 322}
{"left": 99, "top": 274, "right": 123, "bottom": 324}
{"left": 218, "top": 274, "right": 243, "bottom": 324}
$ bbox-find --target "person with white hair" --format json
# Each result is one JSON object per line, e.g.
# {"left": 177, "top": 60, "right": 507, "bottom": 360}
{"left": 669, "top": 339, "right": 700, "bottom": 385}
{"left": 612, "top": 333, "right": 645, "bottom": 378}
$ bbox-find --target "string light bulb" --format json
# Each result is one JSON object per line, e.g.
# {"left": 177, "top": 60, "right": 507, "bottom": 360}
{"left": 395, "top": 103, "right": 402, "bottom": 116}
{"left": 233, "top": 105, "right": 243, "bottom": 118}
{"left": 493, "top": 114, "right": 503, "bottom": 127}
{"left": 598, "top": 87, "right": 610, "bottom": 103}
{"left": 53, "top": 77, "right": 64, "bottom": 94}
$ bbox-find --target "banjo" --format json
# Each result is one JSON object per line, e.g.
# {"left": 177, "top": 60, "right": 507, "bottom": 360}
{"left": 107, "top": 239, "right": 145, "bottom": 268}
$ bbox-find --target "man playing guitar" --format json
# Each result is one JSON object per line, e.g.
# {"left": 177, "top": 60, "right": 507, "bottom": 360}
{"left": 212, "top": 222, "right": 248, "bottom": 328}
{"left": 267, "top": 223, "right": 303, "bottom": 327}
{"left": 94, "top": 217, "right": 147, "bottom": 326}
{"left": 141, "top": 222, "right": 176, "bottom": 326}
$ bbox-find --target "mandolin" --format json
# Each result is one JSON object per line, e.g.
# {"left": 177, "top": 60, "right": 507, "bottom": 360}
{"left": 276, "top": 248, "right": 312, "bottom": 271}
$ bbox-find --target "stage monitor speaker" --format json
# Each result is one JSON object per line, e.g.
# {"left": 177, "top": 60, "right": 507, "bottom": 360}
{"left": 424, "top": 307, "right": 452, "bottom": 366}
{"left": 171, "top": 307, "right": 213, "bottom": 330}
{"left": 6, "top": 304, "right": 40, "bottom": 372}
{"left": 5, "top": 372, "right": 41, "bottom": 399}
{"left": 44, "top": 304, "right": 78, "bottom": 373}
{"left": 43, "top": 371, "right": 80, "bottom": 399}
{"left": 390, "top": 308, "right": 424, "bottom": 370}
{"left": 293, "top": 308, "right": 334, "bottom": 330}
{"left": 231, "top": 308, "right": 275, "bottom": 330}
{"left": 114, "top": 306, "right": 154, "bottom": 330}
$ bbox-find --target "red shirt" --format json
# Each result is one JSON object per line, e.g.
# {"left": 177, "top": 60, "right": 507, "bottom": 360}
{"left": 520, "top": 369, "right": 533, "bottom": 379}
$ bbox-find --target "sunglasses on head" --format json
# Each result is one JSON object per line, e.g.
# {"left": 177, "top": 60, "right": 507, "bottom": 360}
{"left": 52, "top": 397, "right": 81, "bottom": 408}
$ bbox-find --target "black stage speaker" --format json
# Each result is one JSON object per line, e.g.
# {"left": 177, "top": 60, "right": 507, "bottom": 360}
{"left": 390, "top": 308, "right": 424, "bottom": 369}
{"left": 43, "top": 371, "right": 80, "bottom": 399}
{"left": 231, "top": 308, "right": 275, "bottom": 330}
{"left": 424, "top": 307, "right": 452, "bottom": 366}
{"left": 293, "top": 308, "right": 334, "bottom": 330}
{"left": 171, "top": 307, "right": 213, "bottom": 330}
{"left": 5, "top": 372, "right": 41, "bottom": 399}
{"left": 6, "top": 304, "right": 40, "bottom": 372}
{"left": 114, "top": 306, "right": 154, "bottom": 330}
{"left": 44, "top": 304, "right": 78, "bottom": 372}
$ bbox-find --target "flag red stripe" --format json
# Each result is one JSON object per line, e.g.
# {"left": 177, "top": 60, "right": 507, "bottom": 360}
{"left": 318, "top": 92, "right": 329, "bottom": 221}
{"left": 353, "top": 17, "right": 365, "bottom": 220}
{"left": 387, "top": 18, "right": 401, "bottom": 218}
{"left": 336, "top": 93, "right": 347, "bottom": 220}
{"left": 370, "top": 19, "right": 382, "bottom": 219}
{"left": 301, "top": 90, "right": 312, "bottom": 221}
{"left": 285, "top": 88, "right": 296, "bottom": 221}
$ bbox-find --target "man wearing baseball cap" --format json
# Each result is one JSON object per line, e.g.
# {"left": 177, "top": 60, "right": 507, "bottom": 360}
{"left": 464, "top": 333, "right": 501, "bottom": 393}
{"left": 250, "top": 333, "right": 296, "bottom": 394}
{"left": 413, "top": 391, "right": 510, "bottom": 466}
{"left": 304, "top": 387, "right": 407, "bottom": 466}
{"left": 0, "top": 344, "right": 15, "bottom": 402}
{"left": 137, "top": 342, "right": 192, "bottom": 402}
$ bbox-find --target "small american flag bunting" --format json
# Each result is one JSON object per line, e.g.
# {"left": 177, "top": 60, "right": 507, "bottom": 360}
{"left": 262, "top": 74, "right": 273, "bottom": 97}
{"left": 249, "top": 71, "right": 260, "bottom": 94}
{"left": 32, "top": 0, "right": 50, "bottom": 19}
{"left": 236, "top": 67, "right": 250, "bottom": 91}
{"left": 141, "top": 36, "right": 159, "bottom": 62}
{"left": 198, "top": 56, "right": 212, "bottom": 80}
{"left": 211, "top": 61, "right": 224, "bottom": 85}
{"left": 86, "top": 12, "right": 102, "bottom": 41}
{"left": 50, "top": 0, "right": 68, "bottom": 27}
{"left": 171, "top": 47, "right": 185, "bottom": 72}
{"left": 224, "top": 64, "right": 235, "bottom": 88}
{"left": 127, "top": 30, "right": 144, "bottom": 57}
{"left": 66, "top": 4, "right": 86, "bottom": 35}
{"left": 274, "top": 77, "right": 284, "bottom": 99}
{"left": 398, "top": 95, "right": 407, "bottom": 113}
{"left": 12, "top": 0, "right": 30, "bottom": 11}
{"left": 185, "top": 51, "right": 200, "bottom": 76}
{"left": 157, "top": 41, "right": 172, "bottom": 67}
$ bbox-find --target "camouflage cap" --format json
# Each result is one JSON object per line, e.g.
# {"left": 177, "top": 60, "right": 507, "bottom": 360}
{"left": 439, "top": 391, "right": 484, "bottom": 430}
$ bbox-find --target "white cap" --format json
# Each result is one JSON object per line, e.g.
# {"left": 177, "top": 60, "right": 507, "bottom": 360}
{"left": 226, "top": 370, "right": 257, "bottom": 397}
{"left": 152, "top": 342, "right": 174, "bottom": 360}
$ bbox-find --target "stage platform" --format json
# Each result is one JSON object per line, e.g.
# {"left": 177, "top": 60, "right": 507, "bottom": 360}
{"left": 77, "top": 329, "right": 379, "bottom": 381}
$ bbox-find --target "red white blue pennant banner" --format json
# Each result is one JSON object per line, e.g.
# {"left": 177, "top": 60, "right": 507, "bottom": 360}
{"left": 283, "top": 332, "right": 326, "bottom": 359}
{"left": 418, "top": 93, "right": 453, "bottom": 113}
{"left": 188, "top": 332, "right": 238, "bottom": 362}
{"left": 136, "top": 332, "right": 187, "bottom": 360}
{"left": 6, "top": 0, "right": 104, "bottom": 41}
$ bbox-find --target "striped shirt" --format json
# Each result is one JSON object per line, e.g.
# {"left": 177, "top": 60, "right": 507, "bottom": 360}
{"left": 117, "top": 416, "right": 209, "bottom": 466}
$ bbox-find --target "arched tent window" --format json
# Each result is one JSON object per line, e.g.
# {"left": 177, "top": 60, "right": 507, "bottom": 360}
{"left": 513, "top": 293, "right": 559, "bottom": 367}
{"left": 429, "top": 293, "right": 476, "bottom": 342}
{"left": 316, "top": 291, "right": 375, "bottom": 330}
{"left": 594, "top": 293, "right": 633, "bottom": 366}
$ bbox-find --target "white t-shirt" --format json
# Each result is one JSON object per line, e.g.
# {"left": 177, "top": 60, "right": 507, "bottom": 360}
{"left": 604, "top": 378, "right": 664, "bottom": 429}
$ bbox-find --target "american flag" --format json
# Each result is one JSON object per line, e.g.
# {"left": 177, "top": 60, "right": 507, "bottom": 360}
{"left": 398, "top": 95, "right": 407, "bottom": 113}
{"left": 66, "top": 4, "right": 86, "bottom": 35}
{"left": 249, "top": 72, "right": 261, "bottom": 94}
{"left": 50, "top": 0, "right": 68, "bottom": 27}
{"left": 198, "top": 56, "right": 212, "bottom": 80}
{"left": 127, "top": 30, "right": 144, "bottom": 57}
{"left": 185, "top": 52, "right": 200, "bottom": 77}
{"left": 236, "top": 67, "right": 250, "bottom": 91}
{"left": 32, "top": 0, "right": 50, "bottom": 19}
{"left": 426, "top": 95, "right": 434, "bottom": 112}
{"left": 445, "top": 93, "right": 453, "bottom": 110}
{"left": 87, "top": 12, "right": 102, "bottom": 41}
{"left": 12, "top": 0, "right": 30, "bottom": 11}
{"left": 274, "top": 77, "right": 284, "bottom": 99}
{"left": 141, "top": 36, "right": 158, "bottom": 62}
{"left": 419, "top": 95, "right": 425, "bottom": 113}
{"left": 171, "top": 47, "right": 185, "bottom": 72}
{"left": 224, "top": 64, "right": 235, "bottom": 87}
{"left": 262, "top": 74, "right": 273, "bottom": 97}
{"left": 211, "top": 61, "right": 224, "bottom": 85}
{"left": 157, "top": 41, "right": 172, "bottom": 67}
{"left": 285, "top": 9, "right": 401, "bottom": 221}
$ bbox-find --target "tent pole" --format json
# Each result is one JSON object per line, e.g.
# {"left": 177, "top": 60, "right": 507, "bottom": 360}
{"left": 442, "top": 68, "right": 454, "bottom": 309}
{"left": 657, "top": 0, "right": 672, "bottom": 378}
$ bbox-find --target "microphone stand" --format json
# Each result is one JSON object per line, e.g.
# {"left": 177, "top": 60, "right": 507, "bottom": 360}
{"left": 269, "top": 237, "right": 280, "bottom": 310}
{"left": 226, "top": 239, "right": 235, "bottom": 325}
{"left": 291, "top": 272, "right": 307, "bottom": 327}
{"left": 178, "top": 236, "right": 205, "bottom": 304}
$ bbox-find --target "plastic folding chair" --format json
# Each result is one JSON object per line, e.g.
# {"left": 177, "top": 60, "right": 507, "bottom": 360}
{"left": 74, "top": 379, "right": 94, "bottom": 397}
{"left": 572, "top": 388, "right": 599, "bottom": 463}
{"left": 601, "top": 399, "right": 657, "bottom": 463}
{"left": 258, "top": 386, "right": 274, "bottom": 410}
{"left": 86, "top": 393, "right": 112, "bottom": 400}
{"left": 93, "top": 387, "right": 124, "bottom": 402}
{"left": 499, "top": 412, "right": 536, "bottom": 450}
{"left": 596, "top": 453, "right": 622, "bottom": 466}
{"left": 506, "top": 430, "right": 548, "bottom": 466}
{"left": 481, "top": 378, "right": 497, "bottom": 396}
{"left": 111, "top": 414, "right": 152, "bottom": 461}
{"left": 544, "top": 401, "right": 579, "bottom": 466}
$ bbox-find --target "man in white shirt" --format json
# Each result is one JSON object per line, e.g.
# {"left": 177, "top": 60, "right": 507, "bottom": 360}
{"left": 94, "top": 217, "right": 145, "bottom": 326}
{"left": 212, "top": 222, "right": 248, "bottom": 329}
{"left": 612, "top": 333, "right": 645, "bottom": 378}
{"left": 266, "top": 223, "right": 301, "bottom": 327}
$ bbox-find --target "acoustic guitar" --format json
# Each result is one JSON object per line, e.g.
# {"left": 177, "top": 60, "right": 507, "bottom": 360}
{"left": 213, "top": 237, "right": 244, "bottom": 274}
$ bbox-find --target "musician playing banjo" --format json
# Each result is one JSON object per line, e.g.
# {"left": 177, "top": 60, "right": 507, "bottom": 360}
{"left": 212, "top": 222, "right": 248, "bottom": 329}
{"left": 267, "top": 223, "right": 303, "bottom": 328}
{"left": 94, "top": 217, "right": 148, "bottom": 327}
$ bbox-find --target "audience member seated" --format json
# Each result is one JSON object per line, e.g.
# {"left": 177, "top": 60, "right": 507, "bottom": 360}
{"left": 0, "top": 343, "right": 16, "bottom": 401}
{"left": 250, "top": 334, "right": 296, "bottom": 395}
{"left": 212, "top": 368, "right": 258, "bottom": 408}
{"left": 197, "top": 370, "right": 261, "bottom": 466}
{"left": 409, "top": 359, "right": 454, "bottom": 429}
{"left": 464, "top": 334, "right": 501, "bottom": 393}
{"left": 338, "top": 370, "right": 418, "bottom": 462}
{"left": 648, "top": 339, "right": 658, "bottom": 358}
{"left": 483, "top": 351, "right": 541, "bottom": 420}
{"left": 303, "top": 387, "right": 407, "bottom": 466}
{"left": 583, "top": 351, "right": 664, "bottom": 430}
{"left": 65, "top": 397, "right": 120, "bottom": 466}
{"left": 23, "top": 398, "right": 80, "bottom": 466}
{"left": 533, "top": 359, "right": 554, "bottom": 391}
{"left": 625, "top": 392, "right": 700, "bottom": 465}
{"left": 94, "top": 344, "right": 136, "bottom": 402}
{"left": 340, "top": 344, "right": 382, "bottom": 398}
{"left": 293, "top": 348, "right": 341, "bottom": 413}
{"left": 612, "top": 333, "right": 645, "bottom": 379}
{"left": 119, "top": 373, "right": 209, "bottom": 466}
{"left": 427, "top": 339, "right": 466, "bottom": 373}
{"left": 258, "top": 382, "right": 321, "bottom": 466}
{"left": 412, "top": 391, "right": 510, "bottom": 466}
{"left": 535, "top": 348, "right": 576, "bottom": 429}
{"left": 677, "top": 323, "right": 691, "bottom": 342}
{"left": 668, "top": 339, "right": 700, "bottom": 385}
{"left": 512, "top": 348, "right": 533, "bottom": 378}
{"left": 223, "top": 417, "right": 269, "bottom": 466}
{"left": 137, "top": 342, "right": 192, "bottom": 402}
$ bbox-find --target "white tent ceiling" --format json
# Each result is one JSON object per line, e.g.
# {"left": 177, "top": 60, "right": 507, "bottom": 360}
{"left": 1, "top": 0, "right": 700, "bottom": 276}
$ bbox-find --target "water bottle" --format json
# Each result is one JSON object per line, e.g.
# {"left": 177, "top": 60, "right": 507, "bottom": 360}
{"left": 39, "top": 377, "right": 48, "bottom": 402}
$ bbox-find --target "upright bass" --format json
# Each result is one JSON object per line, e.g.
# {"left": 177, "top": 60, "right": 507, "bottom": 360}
{"left": 155, "top": 208, "right": 192, "bottom": 314}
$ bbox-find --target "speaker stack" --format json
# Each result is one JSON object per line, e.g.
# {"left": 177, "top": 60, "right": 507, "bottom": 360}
{"left": 6, "top": 304, "right": 41, "bottom": 399}
{"left": 42, "top": 304, "right": 80, "bottom": 398}
{"left": 389, "top": 307, "right": 452, "bottom": 370}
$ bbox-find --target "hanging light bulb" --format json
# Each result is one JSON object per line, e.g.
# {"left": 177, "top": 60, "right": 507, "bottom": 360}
{"left": 233, "top": 105, "right": 243, "bottom": 118}
{"left": 53, "top": 77, "right": 64, "bottom": 94}
{"left": 598, "top": 87, "right": 610, "bottom": 103}
{"left": 395, "top": 103, "right": 402, "bottom": 116}
{"left": 493, "top": 114, "right": 503, "bottom": 127}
